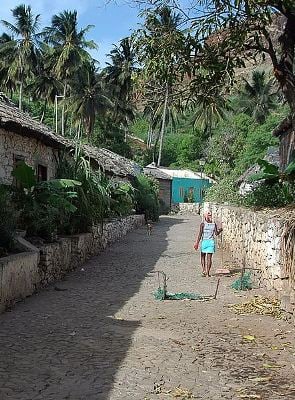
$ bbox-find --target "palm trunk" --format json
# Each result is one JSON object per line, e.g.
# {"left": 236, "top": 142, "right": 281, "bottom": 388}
{"left": 54, "top": 95, "right": 58, "bottom": 133}
{"left": 62, "top": 82, "right": 67, "bottom": 136}
{"left": 77, "top": 120, "right": 82, "bottom": 139}
{"left": 147, "top": 125, "right": 152, "bottom": 149}
{"left": 19, "top": 81, "right": 23, "bottom": 110}
{"left": 157, "top": 83, "right": 169, "bottom": 166}
{"left": 40, "top": 99, "right": 47, "bottom": 123}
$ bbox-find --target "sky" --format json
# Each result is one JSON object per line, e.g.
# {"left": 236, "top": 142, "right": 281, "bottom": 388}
{"left": 0, "top": 0, "right": 143, "bottom": 66}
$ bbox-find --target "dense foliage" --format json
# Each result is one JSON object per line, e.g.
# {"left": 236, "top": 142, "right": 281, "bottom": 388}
{"left": 0, "top": 157, "right": 161, "bottom": 250}
{"left": 0, "top": 186, "right": 17, "bottom": 256}
{"left": 134, "top": 174, "right": 160, "bottom": 221}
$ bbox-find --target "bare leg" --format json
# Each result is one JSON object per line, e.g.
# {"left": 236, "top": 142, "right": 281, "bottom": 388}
{"left": 200, "top": 252, "right": 206, "bottom": 275}
{"left": 206, "top": 254, "right": 213, "bottom": 277}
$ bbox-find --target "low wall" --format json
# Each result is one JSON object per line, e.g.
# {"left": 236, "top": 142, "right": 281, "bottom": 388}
{"left": 173, "top": 203, "right": 200, "bottom": 215}
{"left": 0, "top": 215, "right": 144, "bottom": 311}
{"left": 39, "top": 215, "right": 145, "bottom": 285}
{"left": 208, "top": 203, "right": 295, "bottom": 315}
{"left": 0, "top": 251, "right": 40, "bottom": 313}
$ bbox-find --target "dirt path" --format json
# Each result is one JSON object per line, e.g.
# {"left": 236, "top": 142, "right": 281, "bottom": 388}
{"left": 0, "top": 215, "right": 294, "bottom": 400}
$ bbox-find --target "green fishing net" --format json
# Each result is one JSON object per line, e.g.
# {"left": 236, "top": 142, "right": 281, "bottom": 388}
{"left": 231, "top": 271, "right": 252, "bottom": 291}
{"left": 154, "top": 287, "right": 203, "bottom": 301}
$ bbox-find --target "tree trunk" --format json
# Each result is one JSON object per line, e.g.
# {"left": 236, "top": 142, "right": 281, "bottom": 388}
{"left": 147, "top": 125, "right": 152, "bottom": 149}
{"left": 40, "top": 99, "right": 47, "bottom": 123}
{"left": 18, "top": 81, "right": 23, "bottom": 110}
{"left": 62, "top": 82, "right": 67, "bottom": 136}
{"left": 273, "top": 14, "right": 295, "bottom": 167}
{"left": 275, "top": 15, "right": 295, "bottom": 115}
{"left": 77, "top": 120, "right": 82, "bottom": 139}
{"left": 157, "top": 83, "right": 169, "bottom": 166}
{"left": 54, "top": 95, "right": 58, "bottom": 133}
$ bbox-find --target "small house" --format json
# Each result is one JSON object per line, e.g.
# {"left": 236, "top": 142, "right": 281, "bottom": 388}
{"left": 157, "top": 167, "right": 213, "bottom": 204}
{"left": 0, "top": 93, "right": 141, "bottom": 185}
{"left": 0, "top": 93, "right": 70, "bottom": 184}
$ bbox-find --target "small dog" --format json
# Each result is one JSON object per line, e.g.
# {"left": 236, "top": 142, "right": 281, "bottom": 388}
{"left": 146, "top": 221, "right": 153, "bottom": 236}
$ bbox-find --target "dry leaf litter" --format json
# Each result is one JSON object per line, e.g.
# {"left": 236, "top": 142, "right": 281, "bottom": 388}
{"left": 228, "top": 295, "right": 284, "bottom": 319}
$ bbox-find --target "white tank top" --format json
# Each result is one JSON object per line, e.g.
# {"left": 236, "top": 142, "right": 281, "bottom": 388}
{"left": 203, "top": 222, "right": 215, "bottom": 240}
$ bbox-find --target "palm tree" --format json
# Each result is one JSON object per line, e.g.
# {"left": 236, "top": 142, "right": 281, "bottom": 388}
{"left": 70, "top": 63, "right": 112, "bottom": 137}
{"left": 104, "top": 37, "right": 137, "bottom": 132}
{"left": 42, "top": 10, "right": 97, "bottom": 134}
{"left": 235, "top": 70, "right": 278, "bottom": 124}
{"left": 143, "top": 79, "right": 181, "bottom": 160}
{"left": 190, "top": 88, "right": 230, "bottom": 136}
{"left": 136, "top": 6, "right": 185, "bottom": 166}
{"left": 0, "top": 4, "right": 40, "bottom": 109}
{"left": 0, "top": 33, "right": 16, "bottom": 95}
{"left": 0, "top": 33, "right": 12, "bottom": 44}
{"left": 26, "top": 45, "right": 62, "bottom": 123}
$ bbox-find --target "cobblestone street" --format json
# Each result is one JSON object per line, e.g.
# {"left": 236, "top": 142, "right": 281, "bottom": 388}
{"left": 0, "top": 215, "right": 294, "bottom": 400}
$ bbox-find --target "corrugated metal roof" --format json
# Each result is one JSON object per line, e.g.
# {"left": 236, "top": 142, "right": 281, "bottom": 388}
{"left": 158, "top": 167, "right": 214, "bottom": 182}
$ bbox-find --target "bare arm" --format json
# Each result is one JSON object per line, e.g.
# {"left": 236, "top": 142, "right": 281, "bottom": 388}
{"left": 194, "top": 222, "right": 204, "bottom": 249}
{"left": 215, "top": 223, "right": 223, "bottom": 236}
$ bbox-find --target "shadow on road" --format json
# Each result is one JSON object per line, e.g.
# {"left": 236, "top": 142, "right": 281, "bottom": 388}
{"left": 0, "top": 216, "right": 186, "bottom": 400}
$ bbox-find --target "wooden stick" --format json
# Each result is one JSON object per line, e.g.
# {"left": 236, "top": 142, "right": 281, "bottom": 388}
{"left": 214, "top": 278, "right": 221, "bottom": 299}
{"left": 240, "top": 257, "right": 246, "bottom": 291}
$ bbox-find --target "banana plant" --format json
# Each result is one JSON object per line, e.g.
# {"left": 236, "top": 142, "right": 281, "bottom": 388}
{"left": 247, "top": 159, "right": 295, "bottom": 183}
{"left": 11, "top": 161, "right": 81, "bottom": 240}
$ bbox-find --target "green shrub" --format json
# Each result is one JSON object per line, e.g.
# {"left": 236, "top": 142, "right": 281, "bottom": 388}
{"left": 242, "top": 182, "right": 295, "bottom": 208}
{"left": 159, "top": 198, "right": 170, "bottom": 215}
{"left": 134, "top": 174, "right": 160, "bottom": 221}
{"left": 56, "top": 151, "right": 110, "bottom": 233}
{"left": 204, "top": 177, "right": 241, "bottom": 205}
{"left": 12, "top": 162, "right": 80, "bottom": 241}
{"left": 108, "top": 181, "right": 135, "bottom": 217}
{"left": 0, "top": 185, "right": 17, "bottom": 255}
{"left": 70, "top": 171, "right": 110, "bottom": 233}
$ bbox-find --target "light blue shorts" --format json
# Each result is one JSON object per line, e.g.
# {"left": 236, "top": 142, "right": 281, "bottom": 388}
{"left": 201, "top": 239, "right": 215, "bottom": 254}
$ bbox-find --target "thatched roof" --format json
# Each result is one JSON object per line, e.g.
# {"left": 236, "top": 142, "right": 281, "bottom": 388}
{"left": 144, "top": 164, "right": 172, "bottom": 180}
{"left": 0, "top": 92, "right": 72, "bottom": 149}
{"left": 83, "top": 145, "right": 141, "bottom": 177}
{"left": 273, "top": 116, "right": 292, "bottom": 137}
{"left": 0, "top": 94, "right": 140, "bottom": 178}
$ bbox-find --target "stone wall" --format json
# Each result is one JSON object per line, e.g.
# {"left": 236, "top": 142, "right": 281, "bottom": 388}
{"left": 174, "top": 203, "right": 200, "bottom": 215}
{"left": 0, "top": 250, "right": 40, "bottom": 313}
{"left": 208, "top": 203, "right": 295, "bottom": 315}
{"left": 0, "top": 215, "right": 144, "bottom": 312}
{"left": 39, "top": 215, "right": 145, "bottom": 285}
{"left": 0, "top": 128, "right": 58, "bottom": 184}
